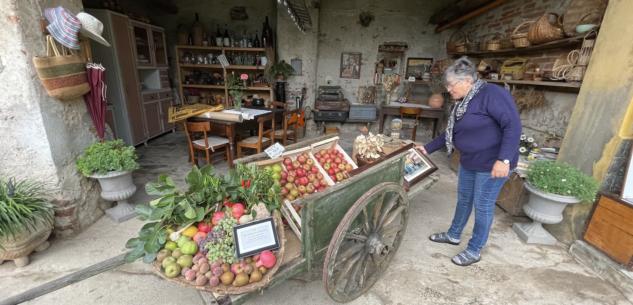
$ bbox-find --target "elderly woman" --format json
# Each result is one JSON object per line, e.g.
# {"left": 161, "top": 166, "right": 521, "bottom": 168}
{"left": 417, "top": 57, "right": 521, "bottom": 266}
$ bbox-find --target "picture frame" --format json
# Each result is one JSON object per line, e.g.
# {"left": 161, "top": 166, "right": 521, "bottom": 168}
{"left": 405, "top": 57, "right": 433, "bottom": 79}
{"left": 340, "top": 52, "right": 362, "bottom": 79}
{"left": 291, "top": 59, "right": 302, "bottom": 76}
{"left": 232, "top": 216, "right": 280, "bottom": 259}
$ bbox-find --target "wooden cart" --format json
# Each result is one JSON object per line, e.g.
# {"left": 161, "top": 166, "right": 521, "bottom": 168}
{"left": 211, "top": 134, "right": 440, "bottom": 304}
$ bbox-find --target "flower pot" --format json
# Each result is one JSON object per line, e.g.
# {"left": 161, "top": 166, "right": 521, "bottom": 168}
{"left": 429, "top": 94, "right": 444, "bottom": 108}
{"left": 230, "top": 91, "right": 243, "bottom": 111}
{"left": 512, "top": 181, "right": 580, "bottom": 245}
{"left": 0, "top": 219, "right": 52, "bottom": 267}
{"left": 276, "top": 74, "right": 286, "bottom": 80}
{"left": 91, "top": 170, "right": 137, "bottom": 223}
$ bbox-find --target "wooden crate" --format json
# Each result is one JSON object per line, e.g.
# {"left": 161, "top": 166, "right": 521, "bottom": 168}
{"left": 326, "top": 127, "right": 339, "bottom": 135}
{"left": 495, "top": 173, "right": 528, "bottom": 217}
{"left": 584, "top": 193, "right": 633, "bottom": 270}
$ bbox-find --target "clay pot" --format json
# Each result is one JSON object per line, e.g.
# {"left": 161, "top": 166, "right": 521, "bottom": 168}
{"left": 429, "top": 94, "right": 444, "bottom": 109}
{"left": 276, "top": 74, "right": 286, "bottom": 80}
{"left": 0, "top": 219, "right": 52, "bottom": 267}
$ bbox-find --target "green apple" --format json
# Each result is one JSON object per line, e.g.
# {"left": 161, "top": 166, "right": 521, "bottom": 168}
{"left": 165, "top": 263, "right": 181, "bottom": 278}
{"left": 177, "top": 235, "right": 191, "bottom": 248}
{"left": 162, "top": 256, "right": 177, "bottom": 269}
{"left": 177, "top": 255, "right": 193, "bottom": 268}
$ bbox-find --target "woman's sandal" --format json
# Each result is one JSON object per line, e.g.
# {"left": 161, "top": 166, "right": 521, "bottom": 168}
{"left": 428, "top": 232, "right": 460, "bottom": 245}
{"left": 451, "top": 250, "right": 481, "bottom": 267}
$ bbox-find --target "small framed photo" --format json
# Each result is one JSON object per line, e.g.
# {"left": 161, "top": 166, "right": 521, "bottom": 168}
{"left": 490, "top": 73, "right": 499, "bottom": 80}
{"left": 340, "top": 52, "right": 362, "bottom": 79}
{"left": 232, "top": 216, "right": 280, "bottom": 259}
{"left": 405, "top": 57, "right": 433, "bottom": 79}
{"left": 403, "top": 148, "right": 438, "bottom": 189}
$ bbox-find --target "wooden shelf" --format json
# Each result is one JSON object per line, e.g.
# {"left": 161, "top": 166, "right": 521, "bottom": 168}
{"left": 176, "top": 45, "right": 265, "bottom": 52}
{"left": 227, "top": 65, "right": 265, "bottom": 70}
{"left": 486, "top": 79, "right": 581, "bottom": 88}
{"left": 180, "top": 63, "right": 224, "bottom": 69}
{"left": 224, "top": 47, "right": 265, "bottom": 51}
{"left": 182, "top": 84, "right": 226, "bottom": 89}
{"left": 246, "top": 86, "right": 272, "bottom": 90}
{"left": 455, "top": 37, "right": 584, "bottom": 56}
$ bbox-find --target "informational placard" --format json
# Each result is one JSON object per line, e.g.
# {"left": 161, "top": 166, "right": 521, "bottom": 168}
{"left": 408, "top": 76, "right": 416, "bottom": 82}
{"left": 217, "top": 54, "right": 229, "bottom": 68}
{"left": 265, "top": 142, "right": 285, "bottom": 159}
{"left": 232, "top": 217, "right": 280, "bottom": 259}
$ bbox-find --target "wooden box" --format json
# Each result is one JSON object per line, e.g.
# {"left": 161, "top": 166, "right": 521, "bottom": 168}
{"left": 314, "top": 110, "right": 348, "bottom": 122}
{"left": 584, "top": 193, "right": 633, "bottom": 270}
{"left": 495, "top": 173, "right": 528, "bottom": 216}
{"left": 315, "top": 99, "right": 350, "bottom": 111}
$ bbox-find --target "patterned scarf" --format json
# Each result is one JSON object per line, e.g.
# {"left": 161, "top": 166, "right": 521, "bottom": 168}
{"left": 445, "top": 79, "right": 486, "bottom": 157}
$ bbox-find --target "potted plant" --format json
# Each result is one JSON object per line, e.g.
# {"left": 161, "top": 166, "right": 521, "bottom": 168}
{"left": 227, "top": 72, "right": 249, "bottom": 111}
{"left": 269, "top": 60, "right": 293, "bottom": 80}
{"left": 0, "top": 178, "right": 54, "bottom": 267}
{"left": 513, "top": 161, "right": 599, "bottom": 244}
{"left": 427, "top": 75, "right": 446, "bottom": 109}
{"left": 185, "top": 88, "right": 200, "bottom": 105}
{"left": 354, "top": 132, "right": 386, "bottom": 166}
{"left": 76, "top": 140, "right": 139, "bottom": 223}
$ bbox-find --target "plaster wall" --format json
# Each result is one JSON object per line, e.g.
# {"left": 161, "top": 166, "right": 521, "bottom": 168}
{"left": 0, "top": 0, "right": 109, "bottom": 237}
{"left": 552, "top": 0, "right": 633, "bottom": 245}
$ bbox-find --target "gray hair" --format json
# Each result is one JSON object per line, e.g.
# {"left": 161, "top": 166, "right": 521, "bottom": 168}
{"left": 444, "top": 57, "right": 478, "bottom": 83}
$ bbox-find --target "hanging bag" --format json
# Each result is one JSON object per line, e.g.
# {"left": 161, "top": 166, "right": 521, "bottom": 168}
{"left": 33, "top": 35, "right": 90, "bottom": 100}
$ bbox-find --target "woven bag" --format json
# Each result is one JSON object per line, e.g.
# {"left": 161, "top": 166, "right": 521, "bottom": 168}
{"left": 33, "top": 36, "right": 89, "bottom": 100}
{"left": 446, "top": 30, "right": 466, "bottom": 54}
{"left": 528, "top": 13, "right": 565, "bottom": 45}
{"left": 511, "top": 21, "right": 534, "bottom": 48}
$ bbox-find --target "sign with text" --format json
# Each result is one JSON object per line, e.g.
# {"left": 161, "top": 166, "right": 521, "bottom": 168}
{"left": 232, "top": 217, "right": 280, "bottom": 259}
{"left": 265, "top": 142, "right": 285, "bottom": 159}
{"left": 217, "top": 54, "right": 229, "bottom": 68}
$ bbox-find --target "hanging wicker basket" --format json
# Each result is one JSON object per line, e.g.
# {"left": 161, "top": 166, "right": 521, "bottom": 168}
{"left": 528, "top": 13, "right": 565, "bottom": 45}
{"left": 446, "top": 30, "right": 466, "bottom": 54}
{"left": 511, "top": 21, "right": 535, "bottom": 48}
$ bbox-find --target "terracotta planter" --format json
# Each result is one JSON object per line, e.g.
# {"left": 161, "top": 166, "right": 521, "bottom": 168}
{"left": 276, "top": 74, "right": 286, "bottom": 80}
{"left": 429, "top": 94, "right": 444, "bottom": 108}
{"left": 512, "top": 181, "right": 581, "bottom": 245}
{"left": 0, "top": 219, "right": 52, "bottom": 267}
{"left": 91, "top": 170, "right": 137, "bottom": 223}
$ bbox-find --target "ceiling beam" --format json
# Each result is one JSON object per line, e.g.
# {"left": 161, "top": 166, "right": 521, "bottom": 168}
{"left": 429, "top": 0, "right": 494, "bottom": 25}
{"left": 434, "top": 0, "right": 509, "bottom": 33}
{"left": 139, "top": 0, "right": 178, "bottom": 14}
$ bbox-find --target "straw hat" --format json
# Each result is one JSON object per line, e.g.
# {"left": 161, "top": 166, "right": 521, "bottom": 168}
{"left": 76, "top": 12, "right": 110, "bottom": 47}
{"left": 44, "top": 6, "right": 81, "bottom": 50}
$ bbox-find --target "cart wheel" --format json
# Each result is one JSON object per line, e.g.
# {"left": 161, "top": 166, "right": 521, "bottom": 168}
{"left": 323, "top": 182, "right": 409, "bottom": 303}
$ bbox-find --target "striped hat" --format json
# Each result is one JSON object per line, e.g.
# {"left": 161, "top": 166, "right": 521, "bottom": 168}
{"left": 45, "top": 6, "right": 81, "bottom": 50}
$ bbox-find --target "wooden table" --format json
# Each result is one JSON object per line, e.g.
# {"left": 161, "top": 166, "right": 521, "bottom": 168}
{"left": 188, "top": 107, "right": 285, "bottom": 168}
{"left": 378, "top": 104, "right": 445, "bottom": 138}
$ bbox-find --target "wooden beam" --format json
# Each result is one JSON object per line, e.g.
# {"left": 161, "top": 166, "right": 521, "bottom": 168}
{"left": 435, "top": 0, "right": 509, "bottom": 33}
{"left": 429, "top": 0, "right": 494, "bottom": 25}
{"left": 139, "top": 0, "right": 178, "bottom": 14}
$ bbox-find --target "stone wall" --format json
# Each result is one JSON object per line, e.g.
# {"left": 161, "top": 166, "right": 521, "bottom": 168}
{"left": 0, "top": 0, "right": 110, "bottom": 237}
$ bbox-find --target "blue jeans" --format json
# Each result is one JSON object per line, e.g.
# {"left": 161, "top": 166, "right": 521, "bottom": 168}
{"left": 447, "top": 164, "right": 510, "bottom": 255}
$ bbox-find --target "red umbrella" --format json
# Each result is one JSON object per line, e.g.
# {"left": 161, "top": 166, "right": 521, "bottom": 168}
{"left": 84, "top": 63, "right": 107, "bottom": 140}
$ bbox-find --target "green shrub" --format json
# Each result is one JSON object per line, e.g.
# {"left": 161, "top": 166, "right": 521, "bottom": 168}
{"left": 268, "top": 60, "right": 294, "bottom": 79}
{"left": 0, "top": 178, "right": 54, "bottom": 249}
{"left": 526, "top": 161, "right": 600, "bottom": 203}
{"left": 76, "top": 140, "right": 139, "bottom": 177}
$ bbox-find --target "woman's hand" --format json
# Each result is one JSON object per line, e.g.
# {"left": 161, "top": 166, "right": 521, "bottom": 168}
{"left": 491, "top": 161, "right": 510, "bottom": 178}
{"left": 415, "top": 146, "right": 427, "bottom": 155}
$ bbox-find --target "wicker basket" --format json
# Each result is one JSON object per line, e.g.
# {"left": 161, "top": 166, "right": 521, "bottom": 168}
{"left": 528, "top": 13, "right": 565, "bottom": 45}
{"left": 500, "top": 35, "right": 514, "bottom": 50}
{"left": 562, "top": 0, "right": 608, "bottom": 36}
{"left": 511, "top": 21, "right": 534, "bottom": 48}
{"left": 456, "top": 36, "right": 468, "bottom": 53}
{"left": 150, "top": 210, "right": 286, "bottom": 295}
{"left": 466, "top": 37, "right": 480, "bottom": 52}
{"left": 479, "top": 34, "right": 490, "bottom": 51}
{"left": 438, "top": 59, "right": 456, "bottom": 73}
{"left": 446, "top": 30, "right": 467, "bottom": 54}
{"left": 486, "top": 34, "right": 502, "bottom": 51}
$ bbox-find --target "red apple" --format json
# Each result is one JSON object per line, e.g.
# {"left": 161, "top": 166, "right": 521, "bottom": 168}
{"left": 332, "top": 149, "right": 339, "bottom": 155}
{"left": 288, "top": 170, "right": 297, "bottom": 177}
{"left": 338, "top": 164, "right": 346, "bottom": 170}
{"left": 345, "top": 164, "right": 354, "bottom": 171}
{"left": 281, "top": 188, "right": 289, "bottom": 195}
{"left": 311, "top": 165, "right": 319, "bottom": 174}
{"left": 312, "top": 180, "right": 320, "bottom": 188}
{"left": 280, "top": 179, "right": 288, "bottom": 185}
{"left": 283, "top": 157, "right": 293, "bottom": 166}
{"left": 285, "top": 183, "right": 295, "bottom": 190}
{"left": 297, "top": 185, "right": 306, "bottom": 195}
{"left": 320, "top": 179, "right": 329, "bottom": 186}
{"left": 307, "top": 173, "right": 316, "bottom": 182}
{"left": 334, "top": 168, "right": 341, "bottom": 174}
{"left": 300, "top": 177, "right": 310, "bottom": 186}
{"left": 319, "top": 157, "right": 326, "bottom": 163}
{"left": 316, "top": 173, "right": 324, "bottom": 180}
{"left": 325, "top": 158, "right": 333, "bottom": 164}
{"left": 334, "top": 158, "right": 342, "bottom": 164}
{"left": 323, "top": 154, "right": 331, "bottom": 160}
{"left": 306, "top": 184, "right": 315, "bottom": 194}
{"left": 302, "top": 164, "right": 311, "bottom": 172}
{"left": 327, "top": 149, "right": 333, "bottom": 155}
{"left": 287, "top": 176, "right": 295, "bottom": 183}
{"left": 281, "top": 194, "right": 285, "bottom": 199}
{"left": 297, "top": 155, "right": 307, "bottom": 165}
{"left": 337, "top": 153, "right": 344, "bottom": 159}
{"left": 296, "top": 168, "right": 306, "bottom": 177}
{"left": 285, "top": 164, "right": 294, "bottom": 171}
{"left": 330, "top": 175, "right": 337, "bottom": 181}
{"left": 286, "top": 194, "right": 295, "bottom": 201}
{"left": 319, "top": 149, "right": 327, "bottom": 156}
{"left": 318, "top": 186, "right": 325, "bottom": 192}
{"left": 336, "top": 173, "right": 344, "bottom": 181}
{"left": 323, "top": 163, "right": 331, "bottom": 170}
{"left": 342, "top": 160, "right": 348, "bottom": 165}
{"left": 292, "top": 161, "right": 301, "bottom": 169}
{"left": 306, "top": 158, "right": 315, "bottom": 166}
{"left": 280, "top": 171, "right": 288, "bottom": 179}
{"left": 303, "top": 152, "right": 310, "bottom": 158}
{"left": 328, "top": 168, "right": 335, "bottom": 175}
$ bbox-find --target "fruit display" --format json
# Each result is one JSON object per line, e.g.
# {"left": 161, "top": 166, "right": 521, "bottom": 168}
{"left": 279, "top": 151, "right": 332, "bottom": 202}
{"left": 314, "top": 148, "right": 354, "bottom": 184}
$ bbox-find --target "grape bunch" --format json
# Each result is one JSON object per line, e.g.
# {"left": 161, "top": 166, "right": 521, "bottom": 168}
{"left": 197, "top": 236, "right": 210, "bottom": 255}
{"left": 205, "top": 215, "right": 239, "bottom": 264}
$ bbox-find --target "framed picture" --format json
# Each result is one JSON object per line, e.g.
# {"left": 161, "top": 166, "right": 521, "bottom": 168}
{"left": 340, "top": 52, "right": 362, "bottom": 79}
{"left": 291, "top": 59, "right": 302, "bottom": 76}
{"left": 403, "top": 148, "right": 438, "bottom": 188}
{"left": 232, "top": 216, "right": 280, "bottom": 259}
{"left": 405, "top": 57, "right": 433, "bottom": 79}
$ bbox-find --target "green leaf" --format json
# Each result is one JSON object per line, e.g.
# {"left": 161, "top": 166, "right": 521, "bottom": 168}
{"left": 186, "top": 166, "right": 202, "bottom": 188}
{"left": 142, "top": 251, "right": 157, "bottom": 264}
{"left": 195, "top": 206, "right": 206, "bottom": 222}
{"left": 158, "top": 174, "right": 169, "bottom": 183}
{"left": 149, "top": 198, "right": 162, "bottom": 206}
{"left": 146, "top": 183, "right": 175, "bottom": 196}
{"left": 251, "top": 210, "right": 257, "bottom": 219}
{"left": 124, "top": 244, "right": 145, "bottom": 263}
{"left": 144, "top": 238, "right": 161, "bottom": 254}
{"left": 166, "top": 177, "right": 175, "bottom": 187}
{"left": 149, "top": 205, "right": 173, "bottom": 221}
{"left": 136, "top": 204, "right": 151, "bottom": 221}
{"left": 125, "top": 237, "right": 141, "bottom": 249}
{"left": 200, "top": 164, "right": 215, "bottom": 177}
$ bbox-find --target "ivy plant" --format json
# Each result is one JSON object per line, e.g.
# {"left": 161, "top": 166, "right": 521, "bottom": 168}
{"left": 76, "top": 140, "right": 139, "bottom": 177}
{"left": 526, "top": 161, "right": 600, "bottom": 203}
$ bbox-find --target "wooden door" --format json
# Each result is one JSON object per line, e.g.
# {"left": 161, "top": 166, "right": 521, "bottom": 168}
{"left": 111, "top": 13, "right": 146, "bottom": 144}
{"left": 160, "top": 99, "right": 174, "bottom": 131}
{"left": 131, "top": 21, "right": 154, "bottom": 67}
{"left": 144, "top": 102, "right": 163, "bottom": 137}
{"left": 106, "top": 106, "right": 117, "bottom": 139}
{"left": 151, "top": 27, "right": 168, "bottom": 67}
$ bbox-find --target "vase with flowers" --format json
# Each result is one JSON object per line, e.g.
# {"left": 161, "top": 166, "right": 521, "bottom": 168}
{"left": 227, "top": 72, "right": 249, "bottom": 111}
{"left": 185, "top": 88, "right": 200, "bottom": 105}
{"left": 519, "top": 134, "right": 538, "bottom": 157}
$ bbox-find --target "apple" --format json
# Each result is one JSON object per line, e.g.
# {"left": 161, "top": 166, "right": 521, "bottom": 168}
{"left": 290, "top": 189, "right": 299, "bottom": 198}
{"left": 306, "top": 158, "right": 315, "bottom": 166}
{"left": 344, "top": 164, "right": 353, "bottom": 171}
{"left": 287, "top": 175, "right": 295, "bottom": 183}
{"left": 280, "top": 179, "right": 288, "bottom": 185}
{"left": 334, "top": 168, "right": 341, "bottom": 174}
{"left": 338, "top": 164, "right": 346, "bottom": 170}
{"left": 311, "top": 165, "right": 320, "bottom": 174}
{"left": 303, "top": 152, "right": 310, "bottom": 158}
{"left": 297, "top": 155, "right": 307, "bottom": 165}
{"left": 283, "top": 157, "right": 293, "bottom": 166}
{"left": 296, "top": 168, "right": 306, "bottom": 177}
{"left": 327, "top": 149, "right": 333, "bottom": 154}
{"left": 292, "top": 161, "right": 301, "bottom": 169}
{"left": 300, "top": 177, "right": 310, "bottom": 186}
{"left": 280, "top": 171, "right": 288, "bottom": 179}
{"left": 319, "top": 149, "right": 327, "bottom": 156}
{"left": 281, "top": 188, "right": 289, "bottom": 195}
{"left": 325, "top": 158, "right": 333, "bottom": 164}
{"left": 306, "top": 184, "right": 315, "bottom": 194}
{"left": 322, "top": 154, "right": 330, "bottom": 160}
{"left": 330, "top": 175, "right": 337, "bottom": 181}
{"left": 316, "top": 173, "right": 324, "bottom": 180}
{"left": 320, "top": 179, "right": 329, "bottom": 187}
{"left": 323, "top": 163, "right": 331, "bottom": 170}
{"left": 281, "top": 194, "right": 285, "bottom": 199}
{"left": 332, "top": 149, "right": 339, "bottom": 155}
{"left": 342, "top": 160, "right": 348, "bottom": 165}
{"left": 302, "top": 164, "right": 311, "bottom": 172}
{"left": 285, "top": 183, "right": 295, "bottom": 190}
{"left": 337, "top": 153, "right": 344, "bottom": 159}
{"left": 286, "top": 194, "right": 296, "bottom": 201}
{"left": 318, "top": 186, "right": 325, "bottom": 192}
{"left": 307, "top": 173, "right": 316, "bottom": 182}
{"left": 334, "top": 158, "right": 342, "bottom": 164}
{"left": 328, "top": 168, "right": 335, "bottom": 175}
{"left": 288, "top": 170, "right": 297, "bottom": 177}
{"left": 312, "top": 180, "right": 320, "bottom": 188}
{"left": 297, "top": 185, "right": 306, "bottom": 195}
{"left": 336, "top": 173, "right": 344, "bottom": 181}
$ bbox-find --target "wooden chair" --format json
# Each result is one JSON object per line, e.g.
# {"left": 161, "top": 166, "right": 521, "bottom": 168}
{"left": 400, "top": 107, "right": 422, "bottom": 142}
{"left": 274, "top": 109, "right": 298, "bottom": 146}
{"left": 184, "top": 122, "right": 231, "bottom": 167}
{"left": 271, "top": 101, "right": 286, "bottom": 109}
{"left": 237, "top": 114, "right": 275, "bottom": 158}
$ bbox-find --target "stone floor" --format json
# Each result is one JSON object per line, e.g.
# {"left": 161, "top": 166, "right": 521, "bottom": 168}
{"left": 1, "top": 130, "right": 630, "bottom": 305}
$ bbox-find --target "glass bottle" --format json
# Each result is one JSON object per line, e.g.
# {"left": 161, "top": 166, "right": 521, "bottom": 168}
{"left": 188, "top": 31, "right": 193, "bottom": 45}
{"left": 247, "top": 33, "right": 253, "bottom": 48}
{"left": 242, "top": 30, "right": 248, "bottom": 48}
{"left": 223, "top": 24, "right": 230, "bottom": 47}
{"left": 254, "top": 30, "right": 261, "bottom": 48}
{"left": 215, "top": 24, "right": 223, "bottom": 47}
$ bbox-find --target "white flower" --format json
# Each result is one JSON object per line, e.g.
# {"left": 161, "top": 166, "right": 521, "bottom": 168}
{"left": 527, "top": 137, "right": 534, "bottom": 143}
{"left": 520, "top": 134, "right": 527, "bottom": 140}
{"left": 562, "top": 179, "right": 567, "bottom": 182}
{"left": 532, "top": 143, "right": 538, "bottom": 148}
{"left": 544, "top": 186, "right": 547, "bottom": 189}
{"left": 567, "top": 190, "right": 571, "bottom": 194}
{"left": 519, "top": 147, "right": 527, "bottom": 153}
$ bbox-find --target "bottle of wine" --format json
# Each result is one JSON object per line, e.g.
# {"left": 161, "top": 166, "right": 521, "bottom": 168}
{"left": 253, "top": 30, "right": 261, "bottom": 48}
{"left": 202, "top": 32, "right": 208, "bottom": 46}
{"left": 263, "top": 29, "right": 269, "bottom": 47}
{"left": 223, "top": 24, "right": 230, "bottom": 47}
{"left": 263, "top": 16, "right": 274, "bottom": 47}
{"left": 247, "top": 32, "right": 253, "bottom": 48}
{"left": 242, "top": 30, "right": 248, "bottom": 48}
{"left": 215, "top": 24, "right": 223, "bottom": 47}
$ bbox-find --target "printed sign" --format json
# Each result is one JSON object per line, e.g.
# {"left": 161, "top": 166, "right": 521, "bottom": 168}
{"left": 167, "top": 104, "right": 224, "bottom": 123}
{"left": 232, "top": 217, "right": 280, "bottom": 259}
{"left": 265, "top": 142, "right": 285, "bottom": 159}
{"left": 217, "top": 54, "right": 229, "bottom": 68}
{"left": 408, "top": 76, "right": 416, "bottom": 82}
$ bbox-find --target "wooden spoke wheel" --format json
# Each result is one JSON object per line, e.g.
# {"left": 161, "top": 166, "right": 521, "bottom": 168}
{"left": 323, "top": 182, "right": 409, "bottom": 302}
